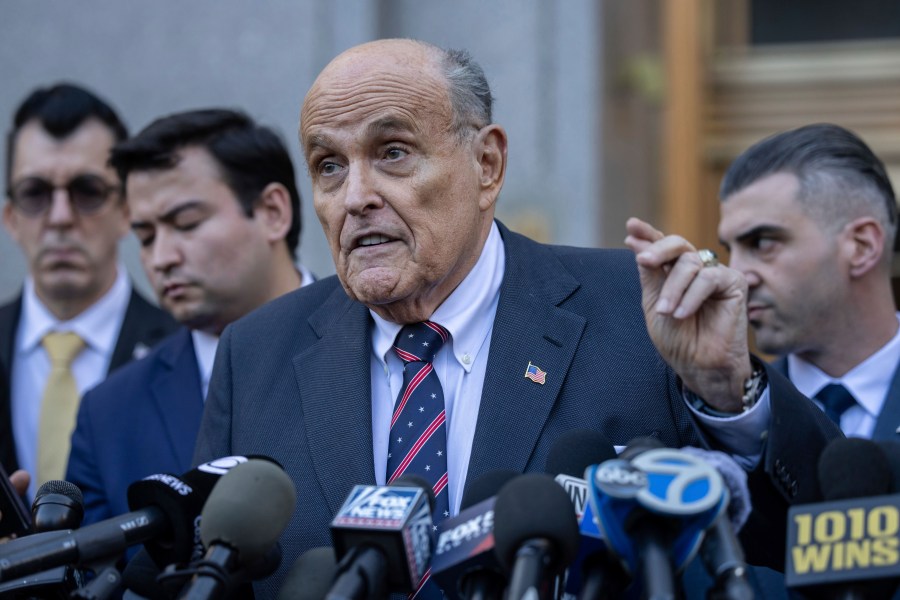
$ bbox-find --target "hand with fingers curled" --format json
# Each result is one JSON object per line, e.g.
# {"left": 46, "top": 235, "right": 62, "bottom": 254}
{"left": 625, "top": 217, "right": 753, "bottom": 413}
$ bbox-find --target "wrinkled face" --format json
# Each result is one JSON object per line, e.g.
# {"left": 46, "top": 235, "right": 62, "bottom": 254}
{"left": 127, "top": 146, "right": 275, "bottom": 334}
{"left": 301, "top": 40, "right": 496, "bottom": 323}
{"left": 719, "top": 172, "right": 847, "bottom": 355}
{"left": 4, "top": 119, "right": 128, "bottom": 311}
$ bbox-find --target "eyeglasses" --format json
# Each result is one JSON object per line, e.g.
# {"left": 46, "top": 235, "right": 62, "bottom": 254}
{"left": 7, "top": 175, "right": 118, "bottom": 217}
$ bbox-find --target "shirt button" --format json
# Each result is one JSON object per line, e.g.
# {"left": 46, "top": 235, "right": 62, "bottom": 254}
{"left": 462, "top": 353, "right": 472, "bottom": 365}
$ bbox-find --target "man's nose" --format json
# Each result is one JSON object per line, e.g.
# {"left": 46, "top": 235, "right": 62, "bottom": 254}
{"left": 343, "top": 164, "right": 384, "bottom": 215}
{"left": 45, "top": 189, "right": 76, "bottom": 227}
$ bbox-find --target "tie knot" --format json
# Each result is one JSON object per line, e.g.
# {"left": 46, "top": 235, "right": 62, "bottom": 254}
{"left": 393, "top": 321, "right": 449, "bottom": 364}
{"left": 815, "top": 383, "right": 856, "bottom": 425}
{"left": 42, "top": 332, "right": 85, "bottom": 366}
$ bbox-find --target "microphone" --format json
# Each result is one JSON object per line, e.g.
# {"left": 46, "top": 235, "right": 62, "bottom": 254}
{"left": 327, "top": 476, "right": 435, "bottom": 599}
{"left": 0, "top": 456, "right": 255, "bottom": 583}
{"left": 176, "top": 459, "right": 296, "bottom": 600}
{"left": 544, "top": 430, "right": 625, "bottom": 600}
{"left": 586, "top": 441, "right": 726, "bottom": 600}
{"left": 679, "top": 447, "right": 754, "bottom": 600}
{"left": 32, "top": 480, "right": 85, "bottom": 533}
{"left": 431, "top": 470, "right": 517, "bottom": 600}
{"left": 492, "top": 473, "right": 581, "bottom": 600}
{"left": 277, "top": 546, "right": 339, "bottom": 600}
{"left": 786, "top": 437, "right": 899, "bottom": 600}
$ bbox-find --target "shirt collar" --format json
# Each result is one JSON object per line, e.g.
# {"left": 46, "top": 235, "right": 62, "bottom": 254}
{"left": 19, "top": 266, "right": 131, "bottom": 354}
{"left": 191, "top": 329, "right": 220, "bottom": 395}
{"left": 371, "top": 221, "right": 505, "bottom": 372}
{"left": 787, "top": 313, "right": 900, "bottom": 418}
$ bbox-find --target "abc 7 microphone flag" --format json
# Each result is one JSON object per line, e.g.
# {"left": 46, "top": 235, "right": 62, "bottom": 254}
{"left": 585, "top": 448, "right": 726, "bottom": 576}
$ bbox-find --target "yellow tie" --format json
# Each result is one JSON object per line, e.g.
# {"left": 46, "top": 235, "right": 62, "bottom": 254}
{"left": 38, "top": 332, "right": 85, "bottom": 485}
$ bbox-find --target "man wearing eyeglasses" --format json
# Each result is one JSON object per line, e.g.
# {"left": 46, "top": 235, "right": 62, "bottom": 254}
{"left": 0, "top": 83, "right": 177, "bottom": 499}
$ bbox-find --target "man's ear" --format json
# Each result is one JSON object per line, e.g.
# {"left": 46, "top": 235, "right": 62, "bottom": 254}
{"left": 844, "top": 217, "right": 885, "bottom": 278}
{"left": 3, "top": 202, "right": 20, "bottom": 243}
{"left": 253, "top": 183, "right": 293, "bottom": 244}
{"left": 475, "top": 124, "right": 508, "bottom": 212}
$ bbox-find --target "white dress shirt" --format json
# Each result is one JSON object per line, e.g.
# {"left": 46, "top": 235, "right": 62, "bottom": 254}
{"left": 11, "top": 267, "right": 131, "bottom": 499}
{"left": 786, "top": 313, "right": 900, "bottom": 438}
{"left": 370, "top": 222, "right": 505, "bottom": 516}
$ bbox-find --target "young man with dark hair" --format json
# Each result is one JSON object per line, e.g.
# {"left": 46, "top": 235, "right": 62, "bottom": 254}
{"left": 65, "top": 108, "right": 312, "bottom": 526}
{"left": 1, "top": 83, "right": 176, "bottom": 499}
{"left": 719, "top": 123, "right": 900, "bottom": 439}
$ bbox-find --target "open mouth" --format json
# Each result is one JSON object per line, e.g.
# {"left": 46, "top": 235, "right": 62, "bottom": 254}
{"left": 357, "top": 234, "right": 393, "bottom": 248}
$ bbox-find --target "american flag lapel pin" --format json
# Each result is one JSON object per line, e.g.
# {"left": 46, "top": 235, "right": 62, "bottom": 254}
{"left": 525, "top": 361, "right": 547, "bottom": 385}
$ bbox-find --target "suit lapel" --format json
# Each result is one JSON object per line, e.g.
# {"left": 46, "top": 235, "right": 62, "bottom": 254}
{"left": 294, "top": 288, "right": 375, "bottom": 515}
{"left": 149, "top": 329, "right": 205, "bottom": 470}
{"left": 873, "top": 359, "right": 900, "bottom": 440}
{"left": 466, "top": 224, "right": 585, "bottom": 485}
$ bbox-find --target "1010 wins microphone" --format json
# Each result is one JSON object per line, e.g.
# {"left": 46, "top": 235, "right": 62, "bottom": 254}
{"left": 327, "top": 475, "right": 435, "bottom": 600}
{"left": 786, "top": 437, "right": 900, "bottom": 600}
{"left": 177, "top": 459, "right": 296, "bottom": 600}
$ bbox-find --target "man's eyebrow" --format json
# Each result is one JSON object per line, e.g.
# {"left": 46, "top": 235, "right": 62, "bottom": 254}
{"left": 365, "top": 116, "right": 418, "bottom": 139}
{"left": 131, "top": 200, "right": 206, "bottom": 229}
{"left": 721, "top": 224, "right": 786, "bottom": 247}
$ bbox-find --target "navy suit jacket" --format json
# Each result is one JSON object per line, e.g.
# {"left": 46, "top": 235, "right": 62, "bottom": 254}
{"left": 66, "top": 327, "right": 204, "bottom": 525}
{"left": 772, "top": 357, "right": 900, "bottom": 440}
{"left": 194, "top": 222, "right": 840, "bottom": 598}
{"left": 0, "top": 289, "right": 178, "bottom": 474}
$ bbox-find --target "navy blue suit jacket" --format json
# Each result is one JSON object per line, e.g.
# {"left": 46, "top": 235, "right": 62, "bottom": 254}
{"left": 67, "top": 327, "right": 204, "bottom": 525}
{"left": 773, "top": 357, "right": 900, "bottom": 440}
{"left": 0, "top": 289, "right": 177, "bottom": 475}
{"left": 194, "top": 222, "right": 839, "bottom": 598}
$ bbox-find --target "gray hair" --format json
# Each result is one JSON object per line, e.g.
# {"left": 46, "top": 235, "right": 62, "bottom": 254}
{"left": 433, "top": 46, "right": 494, "bottom": 139}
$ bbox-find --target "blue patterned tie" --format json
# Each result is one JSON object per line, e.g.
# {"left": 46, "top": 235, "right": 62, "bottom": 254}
{"left": 387, "top": 322, "right": 451, "bottom": 523}
{"left": 815, "top": 383, "right": 856, "bottom": 427}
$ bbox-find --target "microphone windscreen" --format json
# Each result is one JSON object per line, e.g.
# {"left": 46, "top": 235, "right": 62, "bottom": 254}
{"left": 31, "top": 480, "right": 84, "bottom": 532}
{"left": 33, "top": 480, "right": 83, "bottom": 506}
{"left": 392, "top": 473, "right": 436, "bottom": 511}
{"left": 545, "top": 429, "right": 617, "bottom": 477}
{"left": 277, "top": 546, "right": 338, "bottom": 600}
{"left": 877, "top": 440, "right": 900, "bottom": 493}
{"left": 817, "top": 437, "right": 892, "bottom": 500}
{"left": 619, "top": 435, "right": 665, "bottom": 461}
{"left": 492, "top": 473, "right": 580, "bottom": 573}
{"left": 461, "top": 469, "right": 519, "bottom": 510}
{"left": 200, "top": 459, "right": 297, "bottom": 564}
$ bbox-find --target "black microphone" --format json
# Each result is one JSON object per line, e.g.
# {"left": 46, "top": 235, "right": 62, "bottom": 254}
{"left": 679, "top": 447, "right": 754, "bottom": 600}
{"left": 877, "top": 440, "right": 900, "bottom": 493}
{"left": 492, "top": 473, "right": 581, "bottom": 600}
{"left": 431, "top": 470, "right": 518, "bottom": 600}
{"left": 544, "top": 429, "right": 626, "bottom": 600}
{"left": 327, "top": 476, "right": 435, "bottom": 600}
{"left": 177, "top": 459, "right": 296, "bottom": 600}
{"left": 277, "top": 546, "right": 339, "bottom": 600}
{"left": 786, "top": 437, "right": 898, "bottom": 600}
{"left": 32, "top": 480, "right": 85, "bottom": 533}
{"left": 0, "top": 456, "right": 254, "bottom": 582}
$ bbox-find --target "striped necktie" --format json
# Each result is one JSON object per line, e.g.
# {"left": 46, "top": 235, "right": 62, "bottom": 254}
{"left": 386, "top": 322, "right": 451, "bottom": 523}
